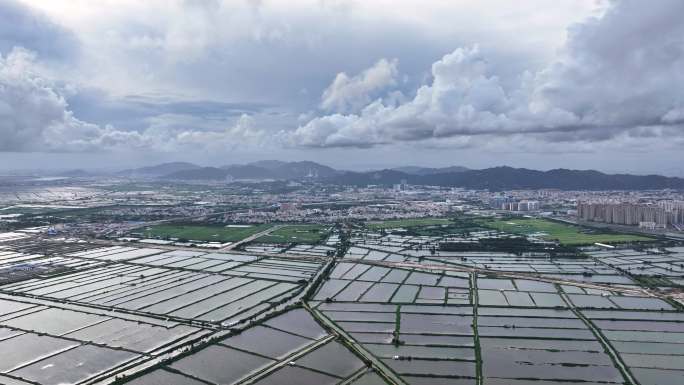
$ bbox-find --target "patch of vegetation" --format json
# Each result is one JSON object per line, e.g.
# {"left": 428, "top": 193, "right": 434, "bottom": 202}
{"left": 633, "top": 275, "right": 680, "bottom": 289}
{"left": 256, "top": 224, "right": 330, "bottom": 244}
{"left": 440, "top": 237, "right": 577, "bottom": 256}
{"left": 481, "top": 218, "right": 653, "bottom": 246}
{"left": 0, "top": 205, "right": 84, "bottom": 215}
{"left": 401, "top": 217, "right": 485, "bottom": 236}
{"left": 133, "top": 223, "right": 272, "bottom": 243}
{"left": 365, "top": 217, "right": 452, "bottom": 230}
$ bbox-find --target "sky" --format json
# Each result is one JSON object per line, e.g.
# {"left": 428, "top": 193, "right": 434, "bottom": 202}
{"left": 1, "top": 0, "right": 683, "bottom": 175}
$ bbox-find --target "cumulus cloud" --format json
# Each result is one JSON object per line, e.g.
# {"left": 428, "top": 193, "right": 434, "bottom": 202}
{"left": 289, "top": 46, "right": 578, "bottom": 147}
{"left": 0, "top": 47, "right": 106, "bottom": 152}
{"left": 290, "top": 0, "right": 684, "bottom": 148}
{"left": 0, "top": 47, "right": 266, "bottom": 153}
{"left": 320, "top": 58, "right": 398, "bottom": 113}
{"left": 3, "top": 0, "right": 682, "bottom": 162}
{"left": 533, "top": 0, "right": 684, "bottom": 130}
{"left": 139, "top": 113, "right": 267, "bottom": 152}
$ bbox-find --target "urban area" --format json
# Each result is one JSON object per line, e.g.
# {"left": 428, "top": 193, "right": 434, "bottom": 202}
{"left": 0, "top": 166, "right": 682, "bottom": 385}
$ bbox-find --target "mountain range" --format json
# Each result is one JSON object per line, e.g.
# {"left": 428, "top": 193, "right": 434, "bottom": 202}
{"left": 329, "top": 167, "right": 684, "bottom": 190}
{"left": 114, "top": 161, "right": 684, "bottom": 190}
{"left": 147, "top": 160, "right": 339, "bottom": 181}
{"left": 118, "top": 162, "right": 202, "bottom": 177}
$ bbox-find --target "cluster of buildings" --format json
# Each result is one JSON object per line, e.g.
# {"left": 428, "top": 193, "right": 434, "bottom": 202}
{"left": 223, "top": 200, "right": 458, "bottom": 224}
{"left": 501, "top": 200, "right": 540, "bottom": 211}
{"left": 393, "top": 180, "right": 409, "bottom": 192}
{"left": 577, "top": 201, "right": 684, "bottom": 230}
{"left": 489, "top": 197, "right": 540, "bottom": 211}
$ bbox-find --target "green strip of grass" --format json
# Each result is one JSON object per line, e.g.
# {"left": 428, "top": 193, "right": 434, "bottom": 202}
{"left": 365, "top": 217, "right": 451, "bottom": 230}
{"left": 256, "top": 224, "right": 330, "bottom": 244}
{"left": 482, "top": 218, "right": 653, "bottom": 246}
{"left": 134, "top": 223, "right": 272, "bottom": 243}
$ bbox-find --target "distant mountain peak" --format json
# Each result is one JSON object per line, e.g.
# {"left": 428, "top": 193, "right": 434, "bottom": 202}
{"left": 119, "top": 162, "right": 201, "bottom": 177}
{"left": 157, "top": 160, "right": 338, "bottom": 181}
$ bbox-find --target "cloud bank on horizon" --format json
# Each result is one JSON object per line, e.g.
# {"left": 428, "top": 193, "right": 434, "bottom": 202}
{"left": 0, "top": 0, "right": 683, "bottom": 161}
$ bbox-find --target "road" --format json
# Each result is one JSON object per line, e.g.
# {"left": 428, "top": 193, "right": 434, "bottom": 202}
{"left": 559, "top": 290, "right": 638, "bottom": 385}
{"left": 303, "top": 302, "right": 409, "bottom": 385}
{"left": 219, "top": 224, "right": 284, "bottom": 251}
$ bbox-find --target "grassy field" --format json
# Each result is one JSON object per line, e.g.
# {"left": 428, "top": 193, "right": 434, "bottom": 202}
{"left": 366, "top": 218, "right": 452, "bottom": 230}
{"left": 0, "top": 205, "right": 87, "bottom": 215}
{"left": 256, "top": 224, "right": 330, "bottom": 244}
{"left": 136, "top": 223, "right": 272, "bottom": 243}
{"left": 482, "top": 218, "right": 653, "bottom": 246}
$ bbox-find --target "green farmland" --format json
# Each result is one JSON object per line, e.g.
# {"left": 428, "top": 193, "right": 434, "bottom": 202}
{"left": 482, "top": 218, "right": 653, "bottom": 246}
{"left": 256, "top": 224, "right": 330, "bottom": 244}
{"left": 135, "top": 223, "right": 272, "bottom": 243}
{"left": 365, "top": 218, "right": 452, "bottom": 230}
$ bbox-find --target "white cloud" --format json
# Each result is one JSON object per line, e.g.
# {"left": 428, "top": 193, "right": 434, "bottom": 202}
{"left": 17, "top": 0, "right": 598, "bottom": 106}
{"left": 288, "top": 46, "right": 579, "bottom": 147}
{"left": 4, "top": 0, "right": 683, "bottom": 166}
{"left": 0, "top": 47, "right": 105, "bottom": 152}
{"left": 320, "top": 58, "right": 398, "bottom": 113}
{"left": 141, "top": 113, "right": 267, "bottom": 152}
{"left": 290, "top": 0, "right": 684, "bottom": 149}
{"left": 0, "top": 47, "right": 266, "bottom": 153}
